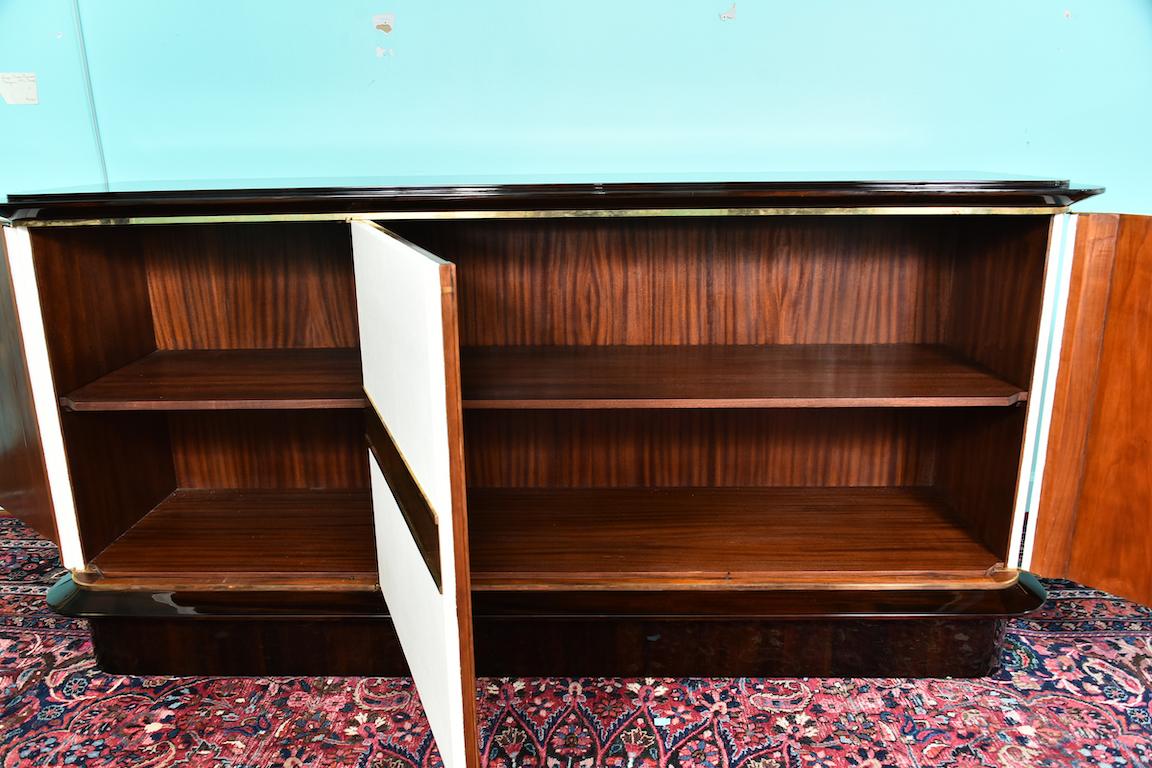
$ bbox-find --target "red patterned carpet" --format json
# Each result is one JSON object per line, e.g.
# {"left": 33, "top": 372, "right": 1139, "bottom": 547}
{"left": 1, "top": 513, "right": 1151, "bottom": 768}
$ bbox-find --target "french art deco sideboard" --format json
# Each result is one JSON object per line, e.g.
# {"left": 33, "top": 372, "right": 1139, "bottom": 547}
{"left": 0, "top": 180, "right": 1109, "bottom": 768}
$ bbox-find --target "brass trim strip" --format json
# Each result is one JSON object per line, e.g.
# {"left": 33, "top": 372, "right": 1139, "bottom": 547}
{"left": 365, "top": 398, "right": 443, "bottom": 592}
{"left": 17, "top": 205, "right": 1066, "bottom": 228}
{"left": 470, "top": 569, "right": 1022, "bottom": 592}
{"left": 70, "top": 567, "right": 380, "bottom": 592}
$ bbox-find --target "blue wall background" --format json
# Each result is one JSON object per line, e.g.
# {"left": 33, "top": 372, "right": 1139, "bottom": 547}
{"left": 2, "top": 1, "right": 1150, "bottom": 212}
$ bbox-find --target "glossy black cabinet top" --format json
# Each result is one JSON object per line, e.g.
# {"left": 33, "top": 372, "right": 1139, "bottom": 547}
{"left": 2, "top": 179, "right": 1101, "bottom": 222}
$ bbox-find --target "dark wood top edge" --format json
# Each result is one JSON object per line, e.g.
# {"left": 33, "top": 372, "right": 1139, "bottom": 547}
{"left": 473, "top": 572, "right": 1047, "bottom": 620}
{"left": 47, "top": 573, "right": 391, "bottom": 618}
{"left": 3, "top": 180, "right": 1102, "bottom": 221}
{"left": 49, "top": 571, "right": 1047, "bottom": 620}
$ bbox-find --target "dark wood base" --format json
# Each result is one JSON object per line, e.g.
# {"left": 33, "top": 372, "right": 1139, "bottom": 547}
{"left": 51, "top": 574, "right": 1045, "bottom": 678}
{"left": 87, "top": 615, "right": 1006, "bottom": 679}
{"left": 88, "top": 617, "right": 408, "bottom": 676}
{"left": 474, "top": 617, "right": 1007, "bottom": 678}
{"left": 472, "top": 577, "right": 1046, "bottom": 678}
{"left": 49, "top": 574, "right": 409, "bottom": 676}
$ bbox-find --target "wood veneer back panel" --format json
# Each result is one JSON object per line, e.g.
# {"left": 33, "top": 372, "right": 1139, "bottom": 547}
{"left": 464, "top": 410, "right": 937, "bottom": 489}
{"left": 394, "top": 218, "right": 960, "bottom": 347}
{"left": 170, "top": 411, "right": 370, "bottom": 490}
{"left": 141, "top": 223, "right": 358, "bottom": 350}
{"left": 30, "top": 228, "right": 157, "bottom": 394}
{"left": 946, "top": 217, "right": 1051, "bottom": 387}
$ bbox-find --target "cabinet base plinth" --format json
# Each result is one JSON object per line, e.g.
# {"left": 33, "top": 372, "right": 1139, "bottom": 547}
{"left": 87, "top": 617, "right": 409, "bottom": 677}
{"left": 474, "top": 617, "right": 1009, "bottom": 678}
{"left": 48, "top": 574, "right": 410, "bottom": 677}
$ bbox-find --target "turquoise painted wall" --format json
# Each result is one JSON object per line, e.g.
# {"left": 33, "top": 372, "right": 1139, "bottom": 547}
{"left": 0, "top": 1, "right": 102, "bottom": 199}
{"left": 2, "top": 1, "right": 1150, "bottom": 212}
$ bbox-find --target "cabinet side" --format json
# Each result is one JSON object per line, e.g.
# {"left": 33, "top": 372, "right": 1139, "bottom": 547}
{"left": 0, "top": 227, "right": 54, "bottom": 542}
{"left": 1, "top": 226, "right": 83, "bottom": 566}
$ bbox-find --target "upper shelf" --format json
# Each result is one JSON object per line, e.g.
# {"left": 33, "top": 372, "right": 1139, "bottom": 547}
{"left": 2, "top": 179, "right": 1101, "bottom": 222}
{"left": 461, "top": 344, "right": 1027, "bottom": 409}
{"left": 61, "top": 348, "right": 365, "bottom": 411}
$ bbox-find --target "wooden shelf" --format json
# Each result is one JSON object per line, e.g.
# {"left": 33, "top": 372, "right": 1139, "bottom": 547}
{"left": 461, "top": 344, "right": 1027, "bottom": 409}
{"left": 468, "top": 487, "right": 1005, "bottom": 590}
{"left": 85, "top": 489, "right": 377, "bottom": 590}
{"left": 61, "top": 349, "right": 365, "bottom": 411}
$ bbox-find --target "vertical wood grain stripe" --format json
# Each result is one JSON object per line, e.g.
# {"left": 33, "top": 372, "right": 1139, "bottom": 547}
{"left": 1065, "top": 215, "right": 1152, "bottom": 604}
{"left": 364, "top": 404, "right": 442, "bottom": 590}
{"left": 1030, "top": 214, "right": 1120, "bottom": 576}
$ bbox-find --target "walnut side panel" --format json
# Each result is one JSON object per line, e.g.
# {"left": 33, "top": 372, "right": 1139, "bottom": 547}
{"left": 946, "top": 217, "right": 1051, "bottom": 387}
{"left": 61, "top": 411, "right": 178, "bottom": 560}
{"left": 934, "top": 408, "right": 1028, "bottom": 559}
{"left": 30, "top": 228, "right": 157, "bottom": 395}
{"left": 1066, "top": 215, "right": 1152, "bottom": 605}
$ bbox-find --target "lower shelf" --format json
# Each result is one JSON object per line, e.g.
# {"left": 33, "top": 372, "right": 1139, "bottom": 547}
{"left": 468, "top": 486, "right": 1005, "bottom": 590}
{"left": 84, "top": 489, "right": 378, "bottom": 591}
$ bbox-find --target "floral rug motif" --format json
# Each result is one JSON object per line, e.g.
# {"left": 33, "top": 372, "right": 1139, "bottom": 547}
{"left": 0, "top": 512, "right": 1150, "bottom": 767}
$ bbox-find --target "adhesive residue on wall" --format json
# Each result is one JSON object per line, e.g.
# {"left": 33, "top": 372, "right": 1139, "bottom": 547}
{"left": 0, "top": 73, "right": 39, "bottom": 105}
{"left": 373, "top": 13, "right": 395, "bottom": 59}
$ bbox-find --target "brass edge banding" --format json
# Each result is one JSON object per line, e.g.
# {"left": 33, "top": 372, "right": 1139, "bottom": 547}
{"left": 469, "top": 570, "right": 1023, "bottom": 592}
{"left": 363, "top": 389, "right": 441, "bottom": 526}
{"left": 19, "top": 206, "right": 1066, "bottom": 227}
{"left": 70, "top": 567, "right": 380, "bottom": 592}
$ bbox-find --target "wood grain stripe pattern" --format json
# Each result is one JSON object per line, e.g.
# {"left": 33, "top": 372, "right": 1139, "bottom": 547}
{"left": 365, "top": 404, "right": 442, "bottom": 590}
{"left": 464, "top": 410, "right": 938, "bottom": 489}
{"left": 1064, "top": 215, "right": 1152, "bottom": 605}
{"left": 1031, "top": 214, "right": 1120, "bottom": 575}
{"left": 141, "top": 223, "right": 359, "bottom": 350}
{"left": 400, "top": 218, "right": 957, "bottom": 348}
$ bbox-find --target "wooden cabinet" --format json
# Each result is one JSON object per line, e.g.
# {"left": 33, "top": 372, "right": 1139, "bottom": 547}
{"left": 0, "top": 180, "right": 1100, "bottom": 768}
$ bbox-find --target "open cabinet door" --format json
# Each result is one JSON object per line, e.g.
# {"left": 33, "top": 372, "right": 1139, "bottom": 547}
{"left": 1033, "top": 214, "right": 1152, "bottom": 606}
{"left": 351, "top": 221, "right": 477, "bottom": 768}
